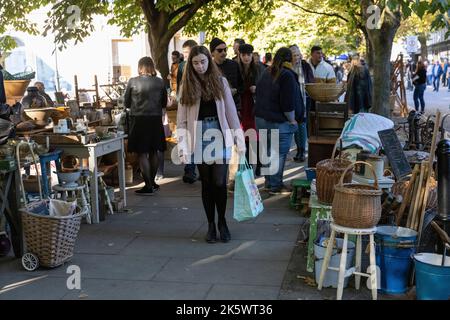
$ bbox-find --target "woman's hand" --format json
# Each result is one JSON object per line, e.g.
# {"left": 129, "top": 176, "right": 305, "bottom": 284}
{"left": 250, "top": 85, "right": 256, "bottom": 94}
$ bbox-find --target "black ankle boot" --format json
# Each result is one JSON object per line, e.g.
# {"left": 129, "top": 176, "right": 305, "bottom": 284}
{"left": 205, "top": 222, "right": 217, "bottom": 243}
{"left": 218, "top": 220, "right": 231, "bottom": 243}
{"left": 294, "top": 149, "right": 305, "bottom": 162}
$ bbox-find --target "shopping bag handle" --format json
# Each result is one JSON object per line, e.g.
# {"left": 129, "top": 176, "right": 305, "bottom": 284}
{"left": 238, "top": 155, "right": 252, "bottom": 172}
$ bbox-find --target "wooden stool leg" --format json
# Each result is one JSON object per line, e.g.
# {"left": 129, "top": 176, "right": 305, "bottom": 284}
{"left": 318, "top": 229, "right": 336, "bottom": 290}
{"left": 81, "top": 188, "right": 92, "bottom": 224}
{"left": 355, "top": 234, "right": 362, "bottom": 290}
{"left": 369, "top": 233, "right": 378, "bottom": 300}
{"left": 336, "top": 233, "right": 348, "bottom": 300}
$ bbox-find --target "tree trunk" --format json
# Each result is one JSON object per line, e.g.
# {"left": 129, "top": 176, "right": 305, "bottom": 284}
{"left": 148, "top": 32, "right": 170, "bottom": 85}
{"left": 362, "top": 28, "right": 374, "bottom": 70}
{"left": 370, "top": 35, "right": 396, "bottom": 117}
{"left": 362, "top": 0, "right": 401, "bottom": 117}
{"left": 418, "top": 33, "right": 428, "bottom": 61}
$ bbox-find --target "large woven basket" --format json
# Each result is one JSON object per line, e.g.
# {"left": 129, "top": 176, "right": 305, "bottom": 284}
{"left": 21, "top": 202, "right": 84, "bottom": 268}
{"left": 316, "top": 146, "right": 352, "bottom": 205}
{"left": 331, "top": 161, "right": 382, "bottom": 228}
{"left": 4, "top": 80, "right": 31, "bottom": 97}
{"left": 305, "top": 83, "right": 346, "bottom": 102}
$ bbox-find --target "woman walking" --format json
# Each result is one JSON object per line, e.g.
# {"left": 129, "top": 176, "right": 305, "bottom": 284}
{"left": 124, "top": 57, "right": 167, "bottom": 195}
{"left": 255, "top": 47, "right": 303, "bottom": 195}
{"left": 237, "top": 43, "right": 264, "bottom": 175}
{"left": 412, "top": 60, "right": 427, "bottom": 113}
{"left": 177, "top": 46, "right": 245, "bottom": 243}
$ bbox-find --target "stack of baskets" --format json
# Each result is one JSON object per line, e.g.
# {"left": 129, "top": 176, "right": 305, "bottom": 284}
{"left": 331, "top": 161, "right": 382, "bottom": 228}
{"left": 316, "top": 147, "right": 352, "bottom": 205}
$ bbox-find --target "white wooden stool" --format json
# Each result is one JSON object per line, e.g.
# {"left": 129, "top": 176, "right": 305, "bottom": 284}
{"left": 52, "top": 184, "right": 92, "bottom": 224}
{"left": 317, "top": 223, "right": 378, "bottom": 300}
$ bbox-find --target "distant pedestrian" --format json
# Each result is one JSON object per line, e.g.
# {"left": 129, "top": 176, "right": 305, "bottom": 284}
{"left": 345, "top": 55, "right": 372, "bottom": 114}
{"left": 232, "top": 38, "right": 245, "bottom": 62}
{"left": 177, "top": 39, "right": 199, "bottom": 184}
{"left": 426, "top": 60, "right": 433, "bottom": 86}
{"left": 432, "top": 60, "right": 443, "bottom": 92}
{"left": 412, "top": 60, "right": 427, "bottom": 113}
{"left": 264, "top": 52, "right": 273, "bottom": 67}
{"left": 442, "top": 59, "right": 448, "bottom": 87}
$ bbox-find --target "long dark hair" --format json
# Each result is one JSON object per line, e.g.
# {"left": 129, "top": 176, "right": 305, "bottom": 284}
{"left": 416, "top": 60, "right": 425, "bottom": 73}
{"left": 270, "top": 47, "right": 293, "bottom": 80}
{"left": 180, "top": 45, "right": 224, "bottom": 106}
{"left": 238, "top": 55, "right": 257, "bottom": 89}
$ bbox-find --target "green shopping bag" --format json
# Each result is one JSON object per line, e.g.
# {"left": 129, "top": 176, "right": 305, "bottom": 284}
{"left": 233, "top": 156, "right": 264, "bottom": 221}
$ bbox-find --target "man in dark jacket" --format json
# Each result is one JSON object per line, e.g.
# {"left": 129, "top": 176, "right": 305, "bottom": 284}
{"left": 210, "top": 37, "right": 243, "bottom": 112}
{"left": 176, "top": 39, "right": 198, "bottom": 184}
{"left": 289, "top": 45, "right": 312, "bottom": 162}
{"left": 0, "top": 51, "right": 6, "bottom": 105}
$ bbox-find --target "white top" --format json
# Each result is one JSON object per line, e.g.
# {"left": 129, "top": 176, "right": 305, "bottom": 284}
{"left": 308, "top": 59, "right": 336, "bottom": 81}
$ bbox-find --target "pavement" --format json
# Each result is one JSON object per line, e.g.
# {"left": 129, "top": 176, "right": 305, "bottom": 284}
{"left": 0, "top": 150, "right": 383, "bottom": 300}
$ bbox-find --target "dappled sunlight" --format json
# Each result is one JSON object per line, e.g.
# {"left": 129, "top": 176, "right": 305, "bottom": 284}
{"left": 0, "top": 275, "right": 48, "bottom": 295}
{"left": 189, "top": 241, "right": 257, "bottom": 267}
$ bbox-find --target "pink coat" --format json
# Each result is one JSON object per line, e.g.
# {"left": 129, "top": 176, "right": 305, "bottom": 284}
{"left": 177, "top": 77, "right": 246, "bottom": 158}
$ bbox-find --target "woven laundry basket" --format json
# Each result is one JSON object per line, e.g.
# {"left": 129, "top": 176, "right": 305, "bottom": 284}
{"left": 316, "top": 146, "right": 352, "bottom": 205}
{"left": 331, "top": 161, "right": 382, "bottom": 228}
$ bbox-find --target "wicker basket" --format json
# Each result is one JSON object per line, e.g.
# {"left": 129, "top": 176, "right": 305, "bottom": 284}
{"left": 305, "top": 83, "right": 346, "bottom": 102}
{"left": 331, "top": 161, "right": 382, "bottom": 228}
{"left": 316, "top": 146, "right": 352, "bottom": 205}
{"left": 21, "top": 202, "right": 84, "bottom": 268}
{"left": 4, "top": 80, "right": 31, "bottom": 97}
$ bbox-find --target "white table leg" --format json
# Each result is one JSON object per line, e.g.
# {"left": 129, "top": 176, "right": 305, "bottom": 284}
{"left": 88, "top": 148, "right": 99, "bottom": 224}
{"left": 337, "top": 233, "right": 348, "bottom": 300}
{"left": 318, "top": 229, "right": 336, "bottom": 290}
{"left": 117, "top": 139, "right": 126, "bottom": 207}
{"left": 369, "top": 234, "right": 377, "bottom": 300}
{"left": 355, "top": 235, "right": 362, "bottom": 290}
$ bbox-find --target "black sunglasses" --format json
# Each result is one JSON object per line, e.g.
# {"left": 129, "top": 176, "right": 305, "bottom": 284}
{"left": 216, "top": 48, "right": 227, "bottom": 53}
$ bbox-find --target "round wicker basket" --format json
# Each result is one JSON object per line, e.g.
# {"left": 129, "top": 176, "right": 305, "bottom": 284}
{"left": 305, "top": 83, "right": 346, "bottom": 102}
{"left": 332, "top": 161, "right": 382, "bottom": 228}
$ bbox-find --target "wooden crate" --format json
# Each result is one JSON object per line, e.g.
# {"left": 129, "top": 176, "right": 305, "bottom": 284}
{"left": 308, "top": 136, "right": 338, "bottom": 168}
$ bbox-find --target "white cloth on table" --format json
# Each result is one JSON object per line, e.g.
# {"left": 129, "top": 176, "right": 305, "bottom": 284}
{"left": 339, "top": 113, "right": 394, "bottom": 153}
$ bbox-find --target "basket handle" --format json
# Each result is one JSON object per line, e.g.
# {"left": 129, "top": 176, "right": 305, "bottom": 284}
{"left": 338, "top": 161, "right": 379, "bottom": 189}
{"left": 15, "top": 140, "right": 43, "bottom": 204}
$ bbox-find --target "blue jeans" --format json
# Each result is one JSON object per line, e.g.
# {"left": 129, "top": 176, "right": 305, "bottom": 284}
{"left": 294, "top": 122, "right": 307, "bottom": 152}
{"left": 256, "top": 117, "right": 297, "bottom": 191}
{"left": 413, "top": 83, "right": 426, "bottom": 112}
{"left": 433, "top": 76, "right": 441, "bottom": 91}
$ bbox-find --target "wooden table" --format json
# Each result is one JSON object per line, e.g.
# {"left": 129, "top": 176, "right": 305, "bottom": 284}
{"left": 0, "top": 164, "right": 23, "bottom": 258}
{"left": 307, "top": 195, "right": 332, "bottom": 273}
{"left": 51, "top": 134, "right": 127, "bottom": 223}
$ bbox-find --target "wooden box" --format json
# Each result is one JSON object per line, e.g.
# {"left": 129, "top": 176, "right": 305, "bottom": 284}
{"left": 308, "top": 136, "right": 338, "bottom": 168}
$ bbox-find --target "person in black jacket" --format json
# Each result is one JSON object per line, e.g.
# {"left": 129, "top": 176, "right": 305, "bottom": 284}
{"left": 289, "top": 45, "right": 313, "bottom": 162}
{"left": 210, "top": 37, "right": 243, "bottom": 112}
{"left": 124, "top": 57, "right": 167, "bottom": 195}
{"left": 0, "top": 53, "right": 6, "bottom": 105}
{"left": 345, "top": 55, "right": 372, "bottom": 114}
{"left": 255, "top": 47, "right": 303, "bottom": 195}
{"left": 412, "top": 60, "right": 427, "bottom": 113}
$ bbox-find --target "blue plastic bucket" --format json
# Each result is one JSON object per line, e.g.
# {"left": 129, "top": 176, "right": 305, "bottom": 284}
{"left": 375, "top": 226, "right": 417, "bottom": 294}
{"left": 414, "top": 253, "right": 450, "bottom": 300}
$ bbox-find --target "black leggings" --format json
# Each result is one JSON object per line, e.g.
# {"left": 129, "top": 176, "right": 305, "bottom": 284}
{"left": 197, "top": 163, "right": 228, "bottom": 223}
{"left": 138, "top": 151, "right": 159, "bottom": 189}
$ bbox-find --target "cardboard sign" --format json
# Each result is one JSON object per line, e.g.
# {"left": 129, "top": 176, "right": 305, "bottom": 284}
{"left": 378, "top": 128, "right": 412, "bottom": 181}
